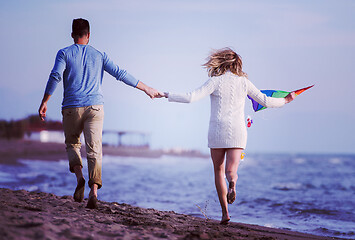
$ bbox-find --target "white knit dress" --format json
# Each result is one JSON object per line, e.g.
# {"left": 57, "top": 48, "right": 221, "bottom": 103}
{"left": 168, "top": 72, "right": 286, "bottom": 149}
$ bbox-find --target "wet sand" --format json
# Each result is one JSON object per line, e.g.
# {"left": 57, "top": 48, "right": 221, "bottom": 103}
{"left": 0, "top": 188, "right": 338, "bottom": 240}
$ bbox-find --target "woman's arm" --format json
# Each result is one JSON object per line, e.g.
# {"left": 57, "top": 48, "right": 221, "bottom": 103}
{"left": 247, "top": 79, "right": 293, "bottom": 108}
{"left": 166, "top": 78, "right": 218, "bottom": 103}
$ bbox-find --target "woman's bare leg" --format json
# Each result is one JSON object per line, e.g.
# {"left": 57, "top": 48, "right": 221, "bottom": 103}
{"left": 210, "top": 148, "right": 230, "bottom": 223}
{"left": 225, "top": 148, "right": 242, "bottom": 203}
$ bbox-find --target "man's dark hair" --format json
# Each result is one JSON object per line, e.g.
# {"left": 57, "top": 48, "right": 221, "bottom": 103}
{"left": 72, "top": 18, "right": 90, "bottom": 38}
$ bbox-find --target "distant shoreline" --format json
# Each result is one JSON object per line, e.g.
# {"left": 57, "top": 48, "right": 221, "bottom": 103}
{"left": 1, "top": 140, "right": 353, "bottom": 166}
{"left": 0, "top": 188, "right": 336, "bottom": 240}
{"left": 0, "top": 139, "right": 209, "bottom": 165}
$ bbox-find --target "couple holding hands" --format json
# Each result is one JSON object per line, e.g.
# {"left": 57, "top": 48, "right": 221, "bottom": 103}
{"left": 39, "top": 18, "right": 295, "bottom": 224}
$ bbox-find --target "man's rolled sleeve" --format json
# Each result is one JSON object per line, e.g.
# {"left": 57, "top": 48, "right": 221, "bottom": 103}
{"left": 45, "top": 72, "right": 61, "bottom": 95}
{"left": 122, "top": 72, "right": 139, "bottom": 87}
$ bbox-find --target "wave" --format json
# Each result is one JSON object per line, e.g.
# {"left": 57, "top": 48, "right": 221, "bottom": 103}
{"left": 314, "top": 227, "right": 355, "bottom": 239}
{"left": 253, "top": 198, "right": 271, "bottom": 204}
{"left": 291, "top": 207, "right": 337, "bottom": 216}
{"left": 272, "top": 182, "right": 315, "bottom": 191}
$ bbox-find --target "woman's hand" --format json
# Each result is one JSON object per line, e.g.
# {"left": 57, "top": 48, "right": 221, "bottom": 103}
{"left": 285, "top": 92, "right": 296, "bottom": 103}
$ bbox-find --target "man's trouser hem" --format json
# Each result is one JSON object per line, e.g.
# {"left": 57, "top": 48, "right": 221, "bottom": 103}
{"left": 69, "top": 159, "right": 83, "bottom": 173}
{"left": 89, "top": 178, "right": 102, "bottom": 189}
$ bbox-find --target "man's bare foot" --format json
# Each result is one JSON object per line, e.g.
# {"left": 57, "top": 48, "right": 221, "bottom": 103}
{"left": 73, "top": 177, "right": 85, "bottom": 202}
{"left": 86, "top": 184, "right": 98, "bottom": 209}
{"left": 86, "top": 195, "right": 98, "bottom": 209}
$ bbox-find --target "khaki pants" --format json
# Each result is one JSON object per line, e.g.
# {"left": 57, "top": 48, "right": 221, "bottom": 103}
{"left": 62, "top": 105, "right": 104, "bottom": 189}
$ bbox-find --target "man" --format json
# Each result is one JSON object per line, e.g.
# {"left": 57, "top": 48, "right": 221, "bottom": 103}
{"left": 38, "top": 18, "right": 162, "bottom": 209}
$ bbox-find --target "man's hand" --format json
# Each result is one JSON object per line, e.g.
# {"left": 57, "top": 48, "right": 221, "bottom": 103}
{"left": 136, "top": 81, "right": 164, "bottom": 99}
{"left": 38, "top": 93, "right": 51, "bottom": 121}
{"left": 156, "top": 91, "right": 165, "bottom": 98}
{"left": 145, "top": 86, "right": 164, "bottom": 99}
{"left": 38, "top": 102, "right": 47, "bottom": 121}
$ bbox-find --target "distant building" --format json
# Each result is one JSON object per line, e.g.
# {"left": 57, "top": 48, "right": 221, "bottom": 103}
{"left": 25, "top": 128, "right": 150, "bottom": 148}
{"left": 24, "top": 118, "right": 65, "bottom": 143}
{"left": 19, "top": 115, "right": 150, "bottom": 147}
{"left": 103, "top": 130, "right": 150, "bottom": 148}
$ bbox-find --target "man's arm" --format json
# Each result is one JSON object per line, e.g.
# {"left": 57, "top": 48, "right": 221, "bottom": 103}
{"left": 102, "top": 53, "right": 163, "bottom": 98}
{"left": 38, "top": 93, "right": 51, "bottom": 121}
{"left": 39, "top": 50, "right": 66, "bottom": 121}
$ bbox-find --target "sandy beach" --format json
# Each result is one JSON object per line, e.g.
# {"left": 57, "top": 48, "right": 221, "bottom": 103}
{"left": 0, "top": 188, "right": 339, "bottom": 240}
{"left": 0, "top": 139, "right": 342, "bottom": 239}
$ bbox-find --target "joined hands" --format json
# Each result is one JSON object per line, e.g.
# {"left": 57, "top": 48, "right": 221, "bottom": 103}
{"left": 136, "top": 81, "right": 165, "bottom": 99}
{"left": 145, "top": 87, "right": 165, "bottom": 99}
{"left": 144, "top": 89, "right": 169, "bottom": 99}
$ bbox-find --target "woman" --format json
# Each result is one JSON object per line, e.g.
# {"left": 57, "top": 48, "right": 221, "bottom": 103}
{"left": 164, "top": 48, "right": 295, "bottom": 224}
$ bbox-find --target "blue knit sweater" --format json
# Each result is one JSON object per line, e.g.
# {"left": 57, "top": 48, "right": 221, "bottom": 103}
{"left": 45, "top": 44, "right": 139, "bottom": 109}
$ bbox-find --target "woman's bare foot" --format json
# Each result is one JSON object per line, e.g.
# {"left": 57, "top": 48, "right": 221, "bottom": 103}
{"left": 227, "top": 181, "right": 236, "bottom": 204}
{"left": 220, "top": 213, "right": 230, "bottom": 225}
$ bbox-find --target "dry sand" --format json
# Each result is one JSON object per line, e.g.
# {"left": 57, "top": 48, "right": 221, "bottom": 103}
{"left": 0, "top": 139, "right": 341, "bottom": 239}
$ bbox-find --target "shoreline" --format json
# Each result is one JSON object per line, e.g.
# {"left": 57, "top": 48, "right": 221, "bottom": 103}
{"left": 0, "top": 188, "right": 338, "bottom": 240}
{"left": 0, "top": 139, "right": 209, "bottom": 165}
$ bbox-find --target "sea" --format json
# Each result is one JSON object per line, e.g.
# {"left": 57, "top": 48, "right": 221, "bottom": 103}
{"left": 0, "top": 153, "right": 354, "bottom": 239}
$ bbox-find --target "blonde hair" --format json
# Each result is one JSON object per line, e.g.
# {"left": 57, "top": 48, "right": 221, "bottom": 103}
{"left": 203, "top": 48, "right": 247, "bottom": 78}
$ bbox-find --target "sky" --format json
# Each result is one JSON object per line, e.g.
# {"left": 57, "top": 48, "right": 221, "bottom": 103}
{"left": 0, "top": 0, "right": 354, "bottom": 154}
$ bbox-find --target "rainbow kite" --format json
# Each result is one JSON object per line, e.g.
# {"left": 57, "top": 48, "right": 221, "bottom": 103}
{"left": 248, "top": 85, "right": 314, "bottom": 112}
